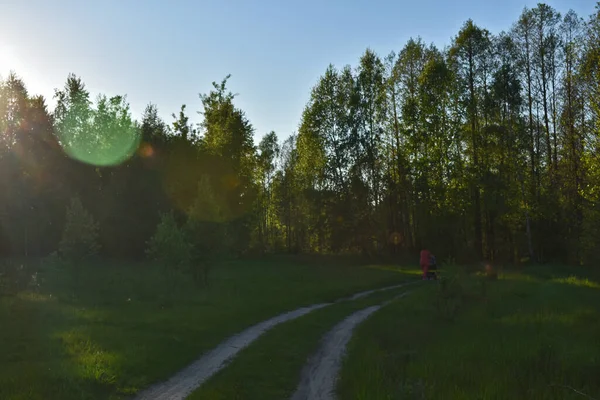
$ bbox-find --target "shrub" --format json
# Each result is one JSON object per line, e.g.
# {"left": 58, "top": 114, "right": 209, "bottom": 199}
{"left": 59, "top": 196, "right": 100, "bottom": 261}
{"left": 146, "top": 211, "right": 192, "bottom": 269}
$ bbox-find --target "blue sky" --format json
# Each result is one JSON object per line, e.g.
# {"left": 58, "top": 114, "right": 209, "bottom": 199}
{"left": 0, "top": 0, "right": 596, "bottom": 144}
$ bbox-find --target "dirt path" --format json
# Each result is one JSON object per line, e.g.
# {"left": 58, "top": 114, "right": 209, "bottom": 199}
{"left": 134, "top": 283, "right": 413, "bottom": 400}
{"left": 290, "top": 292, "right": 409, "bottom": 400}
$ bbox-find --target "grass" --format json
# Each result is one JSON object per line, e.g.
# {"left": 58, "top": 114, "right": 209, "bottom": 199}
{"left": 338, "top": 265, "right": 600, "bottom": 399}
{"left": 189, "top": 284, "right": 416, "bottom": 400}
{"left": 0, "top": 256, "right": 415, "bottom": 400}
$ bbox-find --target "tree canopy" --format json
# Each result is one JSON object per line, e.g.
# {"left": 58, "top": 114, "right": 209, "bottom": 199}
{"left": 1, "top": 3, "right": 599, "bottom": 265}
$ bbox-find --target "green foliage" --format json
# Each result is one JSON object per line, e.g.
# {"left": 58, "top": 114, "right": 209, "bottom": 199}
{"left": 146, "top": 211, "right": 192, "bottom": 269}
{"left": 2, "top": 4, "right": 600, "bottom": 266}
{"left": 185, "top": 175, "right": 228, "bottom": 287}
{"left": 53, "top": 75, "right": 141, "bottom": 167}
{"left": 59, "top": 196, "right": 100, "bottom": 261}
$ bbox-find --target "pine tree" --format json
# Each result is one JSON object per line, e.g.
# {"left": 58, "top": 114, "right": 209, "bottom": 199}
{"left": 146, "top": 211, "right": 192, "bottom": 269}
{"left": 59, "top": 196, "right": 100, "bottom": 261}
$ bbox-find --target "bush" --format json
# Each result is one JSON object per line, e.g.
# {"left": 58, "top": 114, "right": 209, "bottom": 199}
{"left": 146, "top": 211, "right": 192, "bottom": 269}
{"left": 59, "top": 196, "right": 100, "bottom": 261}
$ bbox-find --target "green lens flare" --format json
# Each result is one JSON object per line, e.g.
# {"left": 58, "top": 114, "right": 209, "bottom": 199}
{"left": 59, "top": 125, "right": 141, "bottom": 167}
{"left": 55, "top": 96, "right": 141, "bottom": 167}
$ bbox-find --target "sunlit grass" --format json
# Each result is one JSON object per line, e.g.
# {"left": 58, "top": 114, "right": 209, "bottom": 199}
{"left": 367, "top": 265, "right": 422, "bottom": 275}
{"left": 552, "top": 275, "right": 600, "bottom": 289}
{"left": 17, "top": 291, "right": 54, "bottom": 302}
{"left": 497, "top": 271, "right": 541, "bottom": 282}
{"left": 58, "top": 329, "right": 120, "bottom": 385}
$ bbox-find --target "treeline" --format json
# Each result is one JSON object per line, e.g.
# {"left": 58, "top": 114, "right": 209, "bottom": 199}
{"left": 1, "top": 3, "right": 599, "bottom": 265}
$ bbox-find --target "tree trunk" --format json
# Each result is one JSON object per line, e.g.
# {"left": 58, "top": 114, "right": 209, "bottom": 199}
{"left": 519, "top": 170, "right": 535, "bottom": 261}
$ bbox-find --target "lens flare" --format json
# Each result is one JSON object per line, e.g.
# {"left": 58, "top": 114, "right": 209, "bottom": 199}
{"left": 58, "top": 127, "right": 140, "bottom": 166}
{"left": 55, "top": 99, "right": 141, "bottom": 167}
{"left": 389, "top": 232, "right": 403, "bottom": 245}
{"left": 138, "top": 143, "right": 154, "bottom": 158}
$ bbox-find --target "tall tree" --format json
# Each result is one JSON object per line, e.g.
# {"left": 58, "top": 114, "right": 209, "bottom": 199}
{"left": 531, "top": 4, "right": 561, "bottom": 176}
{"left": 256, "top": 131, "right": 279, "bottom": 250}
{"left": 198, "top": 75, "right": 257, "bottom": 252}
{"left": 450, "top": 19, "right": 493, "bottom": 259}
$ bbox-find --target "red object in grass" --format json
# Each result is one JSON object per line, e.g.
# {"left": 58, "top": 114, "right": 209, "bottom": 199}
{"left": 420, "top": 249, "right": 431, "bottom": 279}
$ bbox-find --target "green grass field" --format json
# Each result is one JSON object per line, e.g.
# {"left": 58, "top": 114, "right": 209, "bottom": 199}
{"left": 338, "top": 265, "right": 600, "bottom": 399}
{"left": 4, "top": 258, "right": 599, "bottom": 400}
{"left": 0, "top": 257, "right": 414, "bottom": 400}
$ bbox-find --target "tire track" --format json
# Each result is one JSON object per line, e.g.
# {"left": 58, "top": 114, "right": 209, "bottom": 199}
{"left": 290, "top": 292, "right": 410, "bottom": 400}
{"left": 134, "top": 282, "right": 415, "bottom": 400}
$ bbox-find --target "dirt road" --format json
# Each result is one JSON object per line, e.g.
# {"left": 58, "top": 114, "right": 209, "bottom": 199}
{"left": 134, "top": 283, "right": 413, "bottom": 400}
{"left": 290, "top": 292, "right": 409, "bottom": 400}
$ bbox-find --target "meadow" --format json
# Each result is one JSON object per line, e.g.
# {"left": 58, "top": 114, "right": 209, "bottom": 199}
{"left": 338, "top": 264, "right": 600, "bottom": 399}
{"left": 0, "top": 256, "right": 414, "bottom": 400}
{"left": 3, "top": 257, "right": 599, "bottom": 400}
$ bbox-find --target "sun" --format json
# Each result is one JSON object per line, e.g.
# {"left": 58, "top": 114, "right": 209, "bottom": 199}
{"left": 0, "top": 43, "right": 20, "bottom": 77}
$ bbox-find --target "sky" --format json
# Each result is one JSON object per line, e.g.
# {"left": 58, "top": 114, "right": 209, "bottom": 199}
{"left": 0, "top": 0, "right": 596, "bottom": 144}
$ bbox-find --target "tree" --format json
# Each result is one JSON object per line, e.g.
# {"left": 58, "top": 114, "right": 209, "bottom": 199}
{"left": 579, "top": 3, "right": 600, "bottom": 264}
{"left": 450, "top": 19, "right": 493, "bottom": 259}
{"left": 1, "top": 3, "right": 599, "bottom": 267}
{"left": 256, "top": 131, "right": 280, "bottom": 251}
{"left": 185, "top": 175, "right": 227, "bottom": 287}
{"left": 54, "top": 74, "right": 140, "bottom": 167}
{"left": 146, "top": 211, "right": 192, "bottom": 269}
{"left": 198, "top": 75, "right": 257, "bottom": 252}
{"left": 172, "top": 104, "right": 194, "bottom": 141}
{"left": 0, "top": 74, "right": 67, "bottom": 257}
{"left": 59, "top": 196, "right": 100, "bottom": 261}
{"left": 557, "top": 10, "right": 585, "bottom": 263}
{"left": 531, "top": 4, "right": 561, "bottom": 176}
{"left": 358, "top": 50, "right": 387, "bottom": 193}
{"left": 513, "top": 8, "right": 539, "bottom": 204}
{"left": 395, "top": 38, "right": 431, "bottom": 251}
{"left": 277, "top": 134, "right": 300, "bottom": 252}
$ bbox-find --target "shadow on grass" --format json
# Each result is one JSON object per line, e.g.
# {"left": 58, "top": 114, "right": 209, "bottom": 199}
{"left": 2, "top": 257, "right": 416, "bottom": 400}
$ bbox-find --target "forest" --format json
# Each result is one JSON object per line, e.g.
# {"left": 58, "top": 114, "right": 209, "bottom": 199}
{"left": 1, "top": 3, "right": 599, "bottom": 267}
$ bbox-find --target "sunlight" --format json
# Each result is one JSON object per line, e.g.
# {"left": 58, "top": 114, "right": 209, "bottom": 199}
{"left": 56, "top": 328, "right": 120, "bottom": 385}
{"left": 0, "top": 41, "right": 55, "bottom": 103}
{"left": 17, "top": 292, "right": 53, "bottom": 303}
{"left": 551, "top": 276, "right": 600, "bottom": 289}
{"left": 497, "top": 272, "right": 539, "bottom": 282}
{"left": 0, "top": 43, "right": 20, "bottom": 76}
{"left": 367, "top": 265, "right": 422, "bottom": 275}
